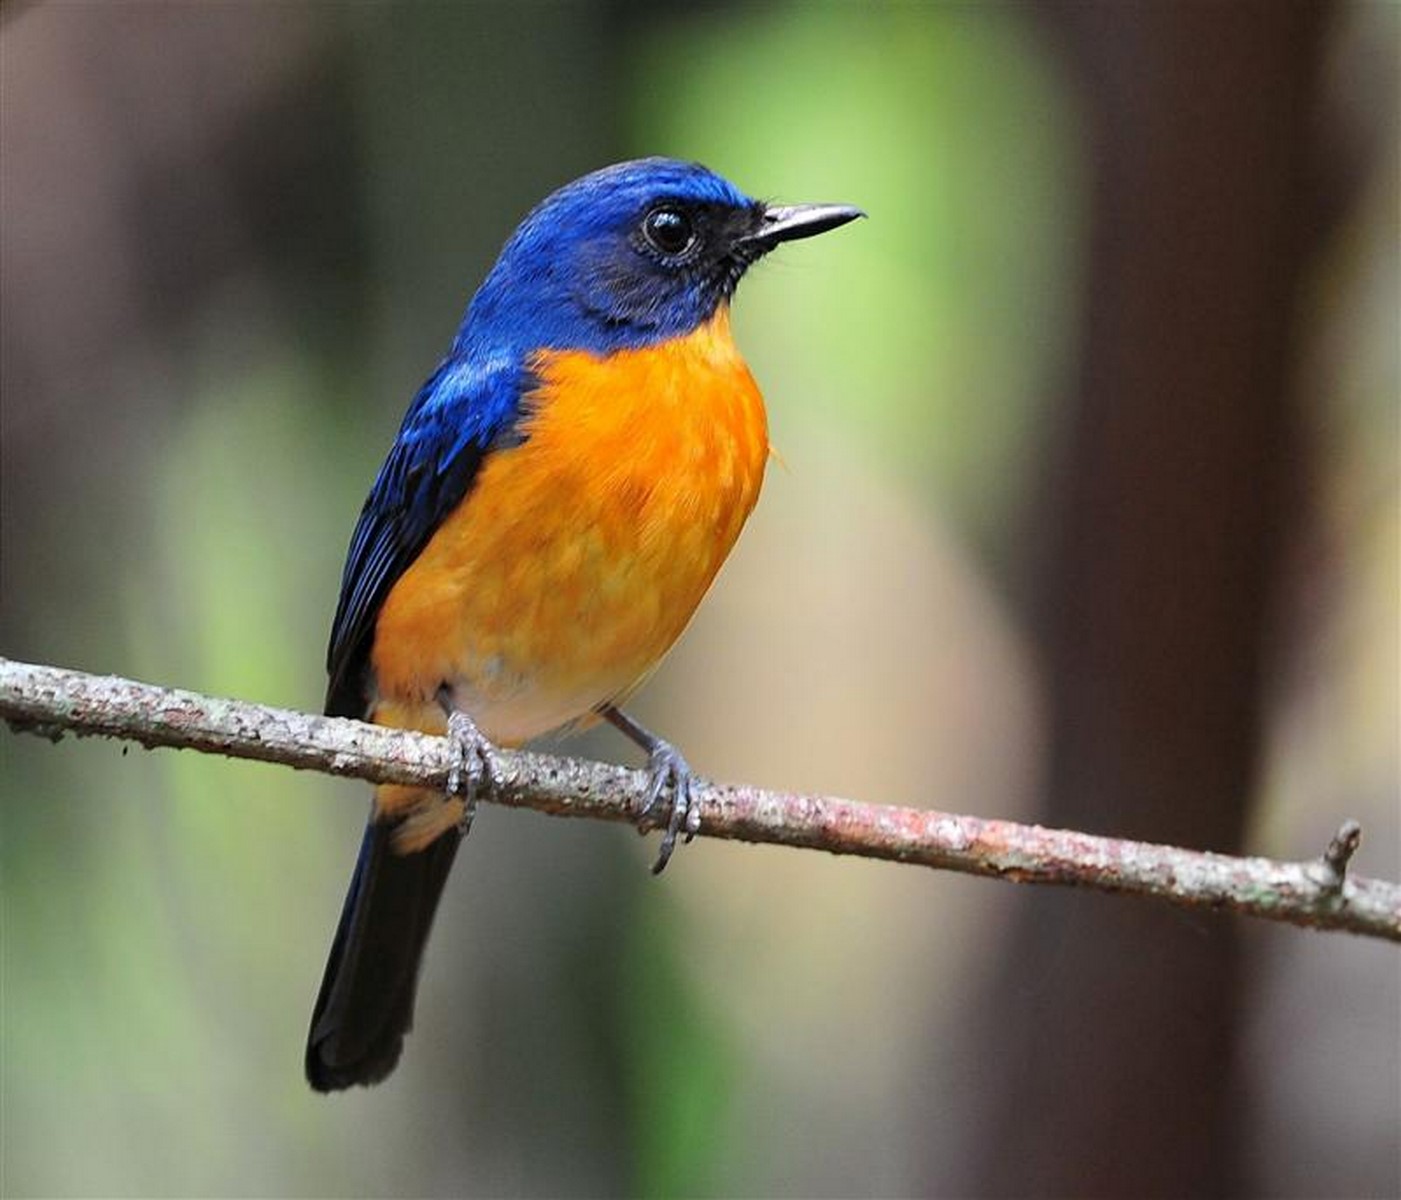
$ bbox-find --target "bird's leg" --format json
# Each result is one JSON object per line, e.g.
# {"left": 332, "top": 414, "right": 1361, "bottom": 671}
{"left": 598, "top": 704, "right": 700, "bottom": 874}
{"left": 436, "top": 685, "right": 498, "bottom": 837}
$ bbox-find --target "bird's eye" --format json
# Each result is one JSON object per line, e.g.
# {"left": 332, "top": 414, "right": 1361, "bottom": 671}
{"left": 641, "top": 206, "right": 696, "bottom": 257}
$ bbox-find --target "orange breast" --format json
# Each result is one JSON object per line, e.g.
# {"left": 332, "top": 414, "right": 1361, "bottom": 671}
{"left": 369, "top": 307, "right": 769, "bottom": 745}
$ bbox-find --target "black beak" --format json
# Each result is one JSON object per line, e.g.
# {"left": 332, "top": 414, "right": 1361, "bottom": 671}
{"left": 741, "top": 202, "right": 866, "bottom": 248}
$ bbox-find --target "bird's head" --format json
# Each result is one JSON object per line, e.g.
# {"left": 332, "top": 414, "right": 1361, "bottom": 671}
{"left": 458, "top": 158, "right": 863, "bottom": 357}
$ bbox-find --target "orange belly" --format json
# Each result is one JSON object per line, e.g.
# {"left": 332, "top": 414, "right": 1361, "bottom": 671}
{"left": 369, "top": 307, "right": 769, "bottom": 747}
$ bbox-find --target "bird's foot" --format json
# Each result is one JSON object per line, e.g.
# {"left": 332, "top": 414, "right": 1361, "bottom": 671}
{"left": 598, "top": 704, "right": 703, "bottom": 873}
{"left": 637, "top": 735, "right": 702, "bottom": 874}
{"left": 443, "top": 705, "right": 498, "bottom": 838}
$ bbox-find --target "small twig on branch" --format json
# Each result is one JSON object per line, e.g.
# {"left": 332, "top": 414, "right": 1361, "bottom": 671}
{"left": 1313, "top": 818, "right": 1363, "bottom": 895}
{"left": 2, "top": 656, "right": 1398, "bottom": 943}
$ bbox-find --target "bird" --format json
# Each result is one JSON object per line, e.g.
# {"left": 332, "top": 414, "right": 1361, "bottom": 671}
{"left": 305, "top": 157, "right": 862, "bottom": 1091}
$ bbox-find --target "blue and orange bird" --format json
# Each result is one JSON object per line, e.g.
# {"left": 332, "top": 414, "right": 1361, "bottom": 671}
{"left": 306, "top": 158, "right": 862, "bottom": 1091}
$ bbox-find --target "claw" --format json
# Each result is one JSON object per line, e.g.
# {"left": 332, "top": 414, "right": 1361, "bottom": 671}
{"left": 443, "top": 704, "right": 498, "bottom": 837}
{"left": 598, "top": 704, "right": 703, "bottom": 872}
{"left": 640, "top": 739, "right": 695, "bottom": 874}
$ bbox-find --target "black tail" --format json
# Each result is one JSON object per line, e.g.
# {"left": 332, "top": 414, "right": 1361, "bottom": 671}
{"left": 305, "top": 820, "right": 460, "bottom": 1091}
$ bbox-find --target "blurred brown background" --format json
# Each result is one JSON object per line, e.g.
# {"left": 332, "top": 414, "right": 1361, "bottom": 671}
{"left": 2, "top": 3, "right": 1396, "bottom": 1197}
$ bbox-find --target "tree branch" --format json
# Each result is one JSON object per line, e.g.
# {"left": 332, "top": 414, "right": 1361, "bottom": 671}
{"left": 2, "top": 655, "right": 1397, "bottom": 942}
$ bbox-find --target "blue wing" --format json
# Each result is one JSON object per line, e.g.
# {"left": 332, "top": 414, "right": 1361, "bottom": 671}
{"left": 325, "top": 352, "right": 529, "bottom": 718}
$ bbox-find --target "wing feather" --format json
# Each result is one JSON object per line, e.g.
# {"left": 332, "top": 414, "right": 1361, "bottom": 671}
{"left": 324, "top": 354, "right": 528, "bottom": 718}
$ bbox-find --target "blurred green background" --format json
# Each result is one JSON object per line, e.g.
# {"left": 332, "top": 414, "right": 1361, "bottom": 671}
{"left": 2, "top": 3, "right": 1396, "bottom": 1197}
